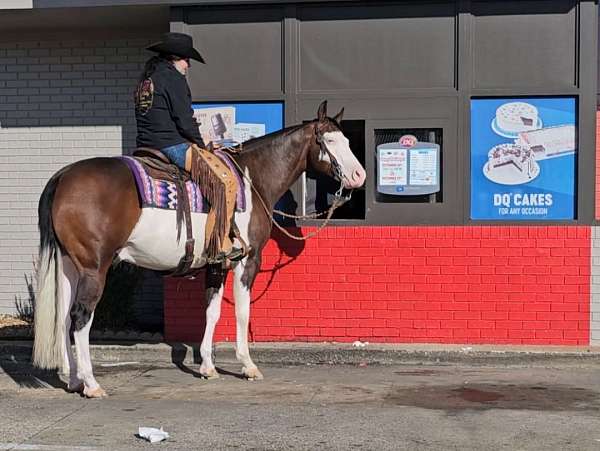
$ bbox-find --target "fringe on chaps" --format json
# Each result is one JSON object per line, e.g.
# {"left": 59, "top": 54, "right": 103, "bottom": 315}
{"left": 186, "top": 144, "right": 234, "bottom": 260}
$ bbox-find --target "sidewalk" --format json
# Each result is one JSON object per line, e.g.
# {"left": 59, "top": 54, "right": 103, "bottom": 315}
{"left": 3, "top": 340, "right": 600, "bottom": 366}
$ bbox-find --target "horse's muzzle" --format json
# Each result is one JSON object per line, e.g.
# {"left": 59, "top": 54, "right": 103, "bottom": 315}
{"left": 342, "top": 167, "right": 366, "bottom": 189}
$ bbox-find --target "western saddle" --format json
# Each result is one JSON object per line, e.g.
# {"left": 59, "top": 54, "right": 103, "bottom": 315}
{"left": 132, "top": 147, "right": 196, "bottom": 277}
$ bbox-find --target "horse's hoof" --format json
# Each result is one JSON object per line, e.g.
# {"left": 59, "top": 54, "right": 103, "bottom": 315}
{"left": 243, "top": 367, "right": 263, "bottom": 381}
{"left": 199, "top": 367, "right": 220, "bottom": 379}
{"left": 66, "top": 382, "right": 84, "bottom": 394}
{"left": 83, "top": 386, "right": 108, "bottom": 399}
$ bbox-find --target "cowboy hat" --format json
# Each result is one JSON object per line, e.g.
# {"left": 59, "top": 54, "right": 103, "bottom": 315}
{"left": 146, "top": 32, "right": 206, "bottom": 64}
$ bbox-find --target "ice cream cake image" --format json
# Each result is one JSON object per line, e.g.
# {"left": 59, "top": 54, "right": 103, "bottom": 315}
{"left": 484, "top": 143, "right": 539, "bottom": 185}
{"left": 516, "top": 124, "right": 576, "bottom": 160}
{"left": 492, "top": 102, "right": 541, "bottom": 137}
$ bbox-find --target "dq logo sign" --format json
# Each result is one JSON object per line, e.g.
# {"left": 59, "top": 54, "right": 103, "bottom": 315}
{"left": 399, "top": 135, "right": 418, "bottom": 148}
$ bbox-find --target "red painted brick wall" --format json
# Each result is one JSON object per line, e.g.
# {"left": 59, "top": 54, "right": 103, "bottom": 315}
{"left": 596, "top": 111, "right": 600, "bottom": 219}
{"left": 164, "top": 226, "right": 590, "bottom": 345}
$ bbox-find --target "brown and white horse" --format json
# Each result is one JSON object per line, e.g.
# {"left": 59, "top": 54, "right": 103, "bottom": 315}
{"left": 32, "top": 101, "right": 366, "bottom": 397}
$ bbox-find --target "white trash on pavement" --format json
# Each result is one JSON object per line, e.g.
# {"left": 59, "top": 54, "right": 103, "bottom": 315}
{"left": 352, "top": 341, "right": 369, "bottom": 348}
{"left": 138, "top": 427, "right": 169, "bottom": 443}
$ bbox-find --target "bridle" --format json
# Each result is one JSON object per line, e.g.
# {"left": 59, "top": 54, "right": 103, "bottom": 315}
{"left": 314, "top": 123, "right": 345, "bottom": 183}
{"left": 226, "top": 121, "right": 353, "bottom": 241}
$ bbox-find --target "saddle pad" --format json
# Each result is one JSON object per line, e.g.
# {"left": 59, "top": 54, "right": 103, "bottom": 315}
{"left": 214, "top": 149, "right": 246, "bottom": 212}
{"left": 120, "top": 154, "right": 246, "bottom": 213}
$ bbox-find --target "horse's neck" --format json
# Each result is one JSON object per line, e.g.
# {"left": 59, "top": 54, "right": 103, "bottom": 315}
{"left": 234, "top": 127, "right": 310, "bottom": 208}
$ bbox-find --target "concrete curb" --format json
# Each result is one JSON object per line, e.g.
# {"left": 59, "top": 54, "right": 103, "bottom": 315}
{"left": 3, "top": 340, "right": 600, "bottom": 366}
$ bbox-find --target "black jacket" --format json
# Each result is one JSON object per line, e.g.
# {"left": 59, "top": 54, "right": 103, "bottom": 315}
{"left": 135, "top": 60, "right": 205, "bottom": 149}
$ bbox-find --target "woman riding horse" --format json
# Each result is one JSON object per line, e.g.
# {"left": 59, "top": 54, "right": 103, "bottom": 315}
{"left": 32, "top": 100, "right": 366, "bottom": 397}
{"left": 135, "top": 32, "right": 243, "bottom": 264}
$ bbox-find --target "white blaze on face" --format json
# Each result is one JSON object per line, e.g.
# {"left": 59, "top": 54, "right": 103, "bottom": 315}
{"left": 322, "top": 131, "right": 366, "bottom": 189}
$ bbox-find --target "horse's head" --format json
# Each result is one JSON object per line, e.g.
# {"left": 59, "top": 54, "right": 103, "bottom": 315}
{"left": 308, "top": 101, "right": 366, "bottom": 189}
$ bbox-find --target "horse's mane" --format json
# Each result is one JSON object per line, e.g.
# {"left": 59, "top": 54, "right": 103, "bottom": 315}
{"left": 235, "top": 122, "right": 311, "bottom": 154}
{"left": 230, "top": 116, "right": 341, "bottom": 155}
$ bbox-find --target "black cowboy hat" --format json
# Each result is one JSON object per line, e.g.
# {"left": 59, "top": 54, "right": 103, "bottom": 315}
{"left": 146, "top": 32, "right": 206, "bottom": 64}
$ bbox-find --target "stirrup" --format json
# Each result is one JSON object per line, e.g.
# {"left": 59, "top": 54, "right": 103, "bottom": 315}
{"left": 226, "top": 247, "right": 246, "bottom": 262}
{"left": 230, "top": 222, "right": 250, "bottom": 257}
{"left": 207, "top": 247, "right": 246, "bottom": 265}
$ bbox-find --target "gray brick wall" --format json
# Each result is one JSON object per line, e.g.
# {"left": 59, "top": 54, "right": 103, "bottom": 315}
{"left": 591, "top": 227, "right": 600, "bottom": 345}
{"left": 0, "top": 37, "right": 163, "bottom": 327}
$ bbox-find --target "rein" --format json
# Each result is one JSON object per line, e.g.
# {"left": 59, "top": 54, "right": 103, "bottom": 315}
{"left": 271, "top": 182, "right": 352, "bottom": 241}
{"left": 223, "top": 139, "right": 353, "bottom": 241}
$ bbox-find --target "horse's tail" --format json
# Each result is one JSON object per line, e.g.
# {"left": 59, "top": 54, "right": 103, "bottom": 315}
{"left": 32, "top": 169, "right": 67, "bottom": 370}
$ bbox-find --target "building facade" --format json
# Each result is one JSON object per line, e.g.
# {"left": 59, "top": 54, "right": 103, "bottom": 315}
{"left": 1, "top": 0, "right": 599, "bottom": 345}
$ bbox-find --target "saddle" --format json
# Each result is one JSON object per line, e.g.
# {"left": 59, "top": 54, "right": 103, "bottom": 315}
{"left": 132, "top": 147, "right": 196, "bottom": 277}
{"left": 128, "top": 147, "right": 248, "bottom": 277}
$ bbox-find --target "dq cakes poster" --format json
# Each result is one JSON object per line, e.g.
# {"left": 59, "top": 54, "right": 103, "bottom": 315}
{"left": 470, "top": 97, "right": 576, "bottom": 220}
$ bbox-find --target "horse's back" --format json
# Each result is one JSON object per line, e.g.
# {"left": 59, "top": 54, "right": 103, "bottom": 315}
{"left": 50, "top": 157, "right": 141, "bottom": 266}
{"left": 57, "top": 156, "right": 134, "bottom": 187}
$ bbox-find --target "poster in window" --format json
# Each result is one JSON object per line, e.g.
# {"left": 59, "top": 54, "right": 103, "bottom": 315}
{"left": 192, "top": 102, "right": 283, "bottom": 147}
{"left": 470, "top": 97, "right": 576, "bottom": 220}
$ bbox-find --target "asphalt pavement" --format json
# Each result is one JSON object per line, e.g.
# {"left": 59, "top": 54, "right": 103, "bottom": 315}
{"left": 1, "top": 354, "right": 600, "bottom": 450}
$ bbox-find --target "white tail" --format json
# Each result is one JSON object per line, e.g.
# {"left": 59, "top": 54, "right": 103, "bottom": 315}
{"left": 32, "top": 246, "right": 65, "bottom": 371}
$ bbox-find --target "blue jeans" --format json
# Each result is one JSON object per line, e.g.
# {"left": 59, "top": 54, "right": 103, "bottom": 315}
{"left": 161, "top": 142, "right": 189, "bottom": 170}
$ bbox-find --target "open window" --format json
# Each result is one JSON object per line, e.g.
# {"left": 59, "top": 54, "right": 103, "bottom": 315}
{"left": 304, "top": 120, "right": 366, "bottom": 220}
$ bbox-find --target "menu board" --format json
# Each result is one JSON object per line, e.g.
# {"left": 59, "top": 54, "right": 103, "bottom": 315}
{"left": 377, "top": 139, "right": 440, "bottom": 196}
{"left": 409, "top": 148, "right": 437, "bottom": 186}
{"left": 378, "top": 148, "right": 408, "bottom": 186}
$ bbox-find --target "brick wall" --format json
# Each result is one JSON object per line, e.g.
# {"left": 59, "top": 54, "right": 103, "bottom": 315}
{"left": 596, "top": 110, "right": 600, "bottom": 219}
{"left": 0, "top": 37, "right": 163, "bottom": 323}
{"left": 164, "top": 226, "right": 591, "bottom": 346}
{"left": 592, "top": 227, "right": 600, "bottom": 345}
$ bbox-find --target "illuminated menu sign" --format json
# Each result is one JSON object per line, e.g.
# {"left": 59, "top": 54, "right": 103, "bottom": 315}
{"left": 377, "top": 136, "right": 440, "bottom": 196}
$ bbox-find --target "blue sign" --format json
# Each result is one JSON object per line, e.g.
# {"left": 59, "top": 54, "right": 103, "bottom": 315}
{"left": 192, "top": 102, "right": 284, "bottom": 147}
{"left": 470, "top": 97, "right": 577, "bottom": 220}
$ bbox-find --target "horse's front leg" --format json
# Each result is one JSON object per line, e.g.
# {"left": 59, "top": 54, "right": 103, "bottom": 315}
{"left": 233, "top": 256, "right": 263, "bottom": 380}
{"left": 199, "top": 266, "right": 226, "bottom": 379}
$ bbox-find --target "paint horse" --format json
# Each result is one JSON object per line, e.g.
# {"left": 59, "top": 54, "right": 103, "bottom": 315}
{"left": 32, "top": 101, "right": 366, "bottom": 397}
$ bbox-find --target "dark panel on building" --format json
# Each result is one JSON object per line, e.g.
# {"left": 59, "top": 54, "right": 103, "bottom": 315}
{"left": 184, "top": 7, "right": 284, "bottom": 95}
{"left": 472, "top": 0, "right": 577, "bottom": 89}
{"left": 297, "top": 2, "right": 456, "bottom": 91}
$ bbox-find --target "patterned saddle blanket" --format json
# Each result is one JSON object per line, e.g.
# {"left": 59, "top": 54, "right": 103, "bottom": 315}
{"left": 120, "top": 150, "right": 246, "bottom": 213}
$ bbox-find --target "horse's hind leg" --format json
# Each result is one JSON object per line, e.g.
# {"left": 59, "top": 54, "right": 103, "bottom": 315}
{"left": 49, "top": 156, "right": 140, "bottom": 397}
{"left": 60, "top": 256, "right": 83, "bottom": 392}
{"left": 199, "top": 267, "right": 226, "bottom": 379}
{"left": 71, "top": 268, "right": 109, "bottom": 398}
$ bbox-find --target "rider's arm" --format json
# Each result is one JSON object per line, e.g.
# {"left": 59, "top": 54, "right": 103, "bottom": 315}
{"left": 164, "top": 75, "right": 206, "bottom": 148}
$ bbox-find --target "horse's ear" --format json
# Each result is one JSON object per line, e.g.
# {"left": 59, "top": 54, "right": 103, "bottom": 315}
{"left": 333, "top": 107, "right": 344, "bottom": 123}
{"left": 317, "top": 100, "right": 327, "bottom": 122}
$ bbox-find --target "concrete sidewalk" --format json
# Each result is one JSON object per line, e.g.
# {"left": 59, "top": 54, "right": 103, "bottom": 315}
{"left": 2, "top": 340, "right": 600, "bottom": 367}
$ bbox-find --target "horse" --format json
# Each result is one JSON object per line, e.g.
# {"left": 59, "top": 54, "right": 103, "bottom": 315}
{"left": 32, "top": 100, "right": 366, "bottom": 398}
